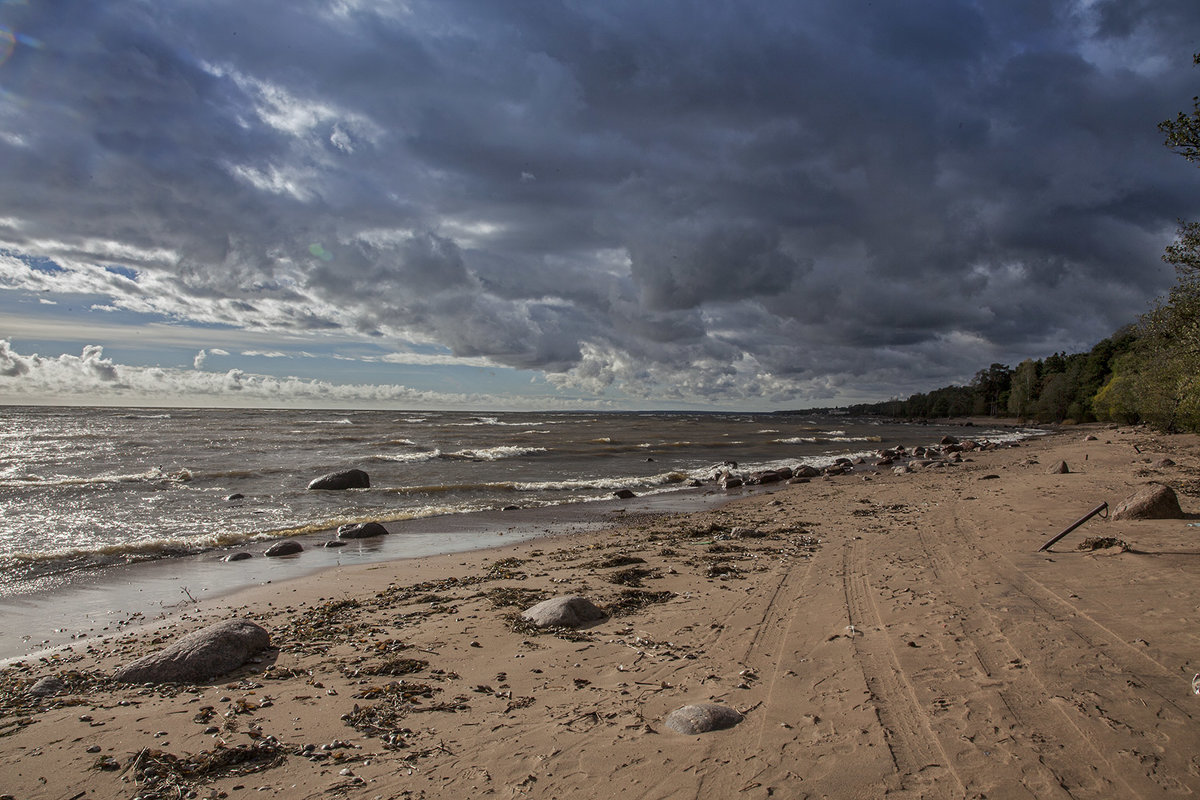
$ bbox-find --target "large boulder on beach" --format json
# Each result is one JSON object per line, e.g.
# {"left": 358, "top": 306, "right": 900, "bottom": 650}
{"left": 520, "top": 596, "right": 607, "bottom": 629}
{"left": 1048, "top": 461, "right": 1070, "bottom": 474}
{"left": 793, "top": 465, "right": 820, "bottom": 478}
{"left": 264, "top": 540, "right": 303, "bottom": 557}
{"left": 113, "top": 619, "right": 271, "bottom": 684}
{"left": 337, "top": 522, "right": 389, "bottom": 539}
{"left": 664, "top": 703, "right": 743, "bottom": 734}
{"left": 308, "top": 469, "right": 370, "bottom": 490}
{"left": 1111, "top": 484, "right": 1184, "bottom": 521}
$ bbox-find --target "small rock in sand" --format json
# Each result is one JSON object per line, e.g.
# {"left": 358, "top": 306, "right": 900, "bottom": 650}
{"left": 28, "top": 676, "right": 65, "bottom": 696}
{"left": 1152, "top": 458, "right": 1176, "bottom": 468}
{"left": 520, "top": 596, "right": 607, "bottom": 629}
{"left": 664, "top": 703, "right": 744, "bottom": 734}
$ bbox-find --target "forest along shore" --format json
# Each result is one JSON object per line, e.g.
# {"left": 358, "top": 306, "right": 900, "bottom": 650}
{"left": 2, "top": 424, "right": 1199, "bottom": 799}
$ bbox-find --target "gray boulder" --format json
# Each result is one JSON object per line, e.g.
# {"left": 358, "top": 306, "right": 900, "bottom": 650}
{"left": 308, "top": 469, "right": 370, "bottom": 490}
{"left": 520, "top": 596, "right": 607, "bottom": 629}
{"left": 1111, "top": 484, "right": 1185, "bottom": 521}
{"left": 793, "top": 465, "right": 821, "bottom": 478}
{"left": 664, "top": 703, "right": 743, "bottom": 734}
{"left": 113, "top": 619, "right": 271, "bottom": 684}
{"left": 265, "top": 540, "right": 303, "bottom": 557}
{"left": 337, "top": 522, "right": 389, "bottom": 539}
{"left": 29, "top": 676, "right": 65, "bottom": 696}
{"left": 223, "top": 552, "right": 253, "bottom": 562}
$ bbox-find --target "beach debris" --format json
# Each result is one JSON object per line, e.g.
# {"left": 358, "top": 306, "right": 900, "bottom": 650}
{"left": 1048, "top": 461, "right": 1071, "bottom": 474}
{"left": 113, "top": 619, "right": 271, "bottom": 684}
{"left": 1077, "top": 537, "right": 1130, "bottom": 552}
{"left": 607, "top": 567, "right": 658, "bottom": 587}
{"left": 606, "top": 589, "right": 674, "bottom": 616}
{"left": 1038, "top": 502, "right": 1109, "bottom": 552}
{"left": 664, "top": 703, "right": 743, "bottom": 734}
{"left": 127, "top": 739, "right": 286, "bottom": 799}
{"left": 264, "top": 540, "right": 303, "bottom": 557}
{"left": 486, "top": 587, "right": 550, "bottom": 608}
{"left": 307, "top": 468, "right": 370, "bottom": 490}
{"left": 520, "top": 596, "right": 607, "bottom": 628}
{"left": 338, "top": 521, "right": 389, "bottom": 539}
{"left": 584, "top": 554, "right": 647, "bottom": 569}
{"left": 223, "top": 552, "right": 253, "bottom": 561}
{"left": 1111, "top": 483, "right": 1184, "bottom": 520}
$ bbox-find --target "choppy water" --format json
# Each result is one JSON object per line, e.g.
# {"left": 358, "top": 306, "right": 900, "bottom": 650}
{"left": 0, "top": 406, "right": 1034, "bottom": 598}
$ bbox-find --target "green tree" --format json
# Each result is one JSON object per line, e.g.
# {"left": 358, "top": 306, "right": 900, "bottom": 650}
{"left": 1159, "top": 52, "right": 1200, "bottom": 162}
{"left": 1007, "top": 358, "right": 1039, "bottom": 419}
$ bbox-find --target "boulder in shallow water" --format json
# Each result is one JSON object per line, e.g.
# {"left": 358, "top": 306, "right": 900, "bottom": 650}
{"left": 664, "top": 703, "right": 743, "bottom": 734}
{"left": 1111, "top": 483, "right": 1184, "bottom": 520}
{"left": 520, "top": 596, "right": 607, "bottom": 629}
{"left": 264, "top": 540, "right": 303, "bottom": 557}
{"left": 113, "top": 619, "right": 270, "bottom": 684}
{"left": 308, "top": 469, "right": 370, "bottom": 490}
{"left": 337, "top": 522, "right": 388, "bottom": 539}
{"left": 613, "top": 489, "right": 637, "bottom": 499}
{"left": 223, "top": 552, "right": 253, "bottom": 562}
{"left": 793, "top": 465, "right": 820, "bottom": 478}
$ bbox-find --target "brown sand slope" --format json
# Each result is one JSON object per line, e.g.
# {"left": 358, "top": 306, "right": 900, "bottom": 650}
{"left": 2, "top": 425, "right": 1199, "bottom": 799}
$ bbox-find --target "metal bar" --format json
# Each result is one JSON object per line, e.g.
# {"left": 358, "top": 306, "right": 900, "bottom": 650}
{"left": 1038, "top": 502, "right": 1109, "bottom": 552}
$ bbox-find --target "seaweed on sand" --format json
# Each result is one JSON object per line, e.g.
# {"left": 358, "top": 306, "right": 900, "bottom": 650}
{"left": 606, "top": 567, "right": 659, "bottom": 587}
{"left": 125, "top": 739, "right": 287, "bottom": 800}
{"left": 486, "top": 586, "right": 551, "bottom": 609}
{"left": 583, "top": 554, "right": 647, "bottom": 569}
{"left": 343, "top": 682, "right": 468, "bottom": 749}
{"left": 605, "top": 590, "right": 674, "bottom": 616}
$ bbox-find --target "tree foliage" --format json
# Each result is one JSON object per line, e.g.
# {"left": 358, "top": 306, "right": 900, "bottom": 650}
{"left": 847, "top": 53, "right": 1200, "bottom": 432}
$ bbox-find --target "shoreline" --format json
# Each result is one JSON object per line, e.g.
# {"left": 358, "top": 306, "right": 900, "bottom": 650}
{"left": 8, "top": 423, "right": 1199, "bottom": 798}
{"left": 0, "top": 418, "right": 1045, "bottom": 662}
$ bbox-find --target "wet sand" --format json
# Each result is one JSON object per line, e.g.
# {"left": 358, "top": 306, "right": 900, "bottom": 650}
{"left": 3, "top": 424, "right": 1200, "bottom": 799}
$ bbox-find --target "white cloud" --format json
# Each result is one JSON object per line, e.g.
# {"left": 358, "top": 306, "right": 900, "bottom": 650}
{"left": 0, "top": 339, "right": 569, "bottom": 409}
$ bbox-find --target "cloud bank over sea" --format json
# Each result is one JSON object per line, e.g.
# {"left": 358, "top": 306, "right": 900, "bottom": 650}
{"left": 2, "top": 0, "right": 1199, "bottom": 407}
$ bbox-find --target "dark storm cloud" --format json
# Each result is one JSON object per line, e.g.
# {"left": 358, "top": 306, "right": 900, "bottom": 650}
{"left": 2, "top": 0, "right": 1199, "bottom": 403}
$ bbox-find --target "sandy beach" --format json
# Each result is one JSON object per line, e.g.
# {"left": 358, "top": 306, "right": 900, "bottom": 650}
{"left": 2, "top": 424, "right": 1199, "bottom": 799}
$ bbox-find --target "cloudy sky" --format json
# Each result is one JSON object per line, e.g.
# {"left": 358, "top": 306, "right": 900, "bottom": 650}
{"left": 1, "top": 0, "right": 1198, "bottom": 410}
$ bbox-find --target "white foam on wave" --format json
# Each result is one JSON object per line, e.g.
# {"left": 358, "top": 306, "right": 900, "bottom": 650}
{"left": 0, "top": 466, "right": 194, "bottom": 488}
{"left": 367, "top": 449, "right": 442, "bottom": 464}
{"left": 445, "top": 445, "right": 549, "bottom": 461}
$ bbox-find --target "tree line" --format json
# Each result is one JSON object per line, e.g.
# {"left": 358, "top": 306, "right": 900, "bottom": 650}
{"left": 849, "top": 54, "right": 1200, "bottom": 433}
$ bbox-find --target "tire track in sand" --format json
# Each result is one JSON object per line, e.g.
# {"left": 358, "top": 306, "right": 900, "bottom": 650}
{"left": 843, "top": 537, "right": 966, "bottom": 799}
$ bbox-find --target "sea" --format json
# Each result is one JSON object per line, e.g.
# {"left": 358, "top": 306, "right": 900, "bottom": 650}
{"left": 0, "top": 406, "right": 1039, "bottom": 660}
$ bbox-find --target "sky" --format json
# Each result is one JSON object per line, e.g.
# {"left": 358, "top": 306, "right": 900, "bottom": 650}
{"left": 1, "top": 0, "right": 1198, "bottom": 411}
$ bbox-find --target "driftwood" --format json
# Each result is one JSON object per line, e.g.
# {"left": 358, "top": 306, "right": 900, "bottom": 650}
{"left": 1038, "top": 502, "right": 1108, "bottom": 552}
